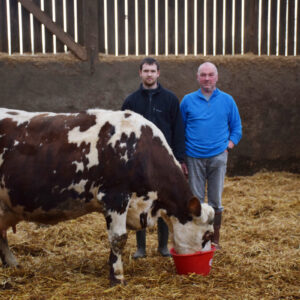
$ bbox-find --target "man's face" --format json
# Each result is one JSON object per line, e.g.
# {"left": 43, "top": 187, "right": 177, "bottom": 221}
{"left": 139, "top": 63, "right": 160, "bottom": 88}
{"left": 197, "top": 64, "right": 218, "bottom": 94}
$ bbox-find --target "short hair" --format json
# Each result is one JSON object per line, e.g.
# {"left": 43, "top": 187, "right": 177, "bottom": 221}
{"left": 139, "top": 57, "right": 160, "bottom": 71}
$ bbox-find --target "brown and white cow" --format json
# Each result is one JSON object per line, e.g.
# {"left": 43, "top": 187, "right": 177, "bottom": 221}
{"left": 0, "top": 107, "right": 214, "bottom": 284}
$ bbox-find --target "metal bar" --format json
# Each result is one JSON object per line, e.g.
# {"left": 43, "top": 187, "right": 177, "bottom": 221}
{"left": 74, "top": 0, "right": 78, "bottom": 43}
{"left": 18, "top": 2, "right": 23, "bottom": 54}
{"left": 276, "top": 0, "right": 280, "bottom": 55}
{"left": 41, "top": 0, "right": 45, "bottom": 54}
{"left": 295, "top": 0, "right": 298, "bottom": 55}
{"left": 194, "top": 0, "right": 197, "bottom": 55}
{"left": 155, "top": 0, "right": 158, "bottom": 55}
{"left": 104, "top": 0, "right": 108, "bottom": 54}
{"left": 135, "top": 0, "right": 139, "bottom": 55}
{"left": 145, "top": 0, "right": 148, "bottom": 55}
{"left": 6, "top": 0, "right": 11, "bottom": 55}
{"left": 241, "top": 0, "right": 245, "bottom": 54}
{"left": 203, "top": 0, "right": 207, "bottom": 56}
{"left": 213, "top": 0, "right": 216, "bottom": 56}
{"left": 223, "top": 0, "right": 226, "bottom": 55}
{"left": 175, "top": 0, "right": 178, "bottom": 55}
{"left": 63, "top": 0, "right": 67, "bottom": 52}
{"left": 267, "top": 0, "right": 271, "bottom": 55}
{"left": 52, "top": 0, "right": 56, "bottom": 54}
{"left": 232, "top": 0, "right": 235, "bottom": 55}
{"left": 285, "top": 0, "right": 289, "bottom": 56}
{"left": 184, "top": 0, "right": 188, "bottom": 55}
{"left": 125, "top": 0, "right": 129, "bottom": 56}
{"left": 258, "top": 0, "right": 262, "bottom": 56}
{"left": 165, "top": 0, "right": 168, "bottom": 56}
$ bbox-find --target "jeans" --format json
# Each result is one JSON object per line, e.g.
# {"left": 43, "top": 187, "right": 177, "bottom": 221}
{"left": 186, "top": 151, "right": 228, "bottom": 213}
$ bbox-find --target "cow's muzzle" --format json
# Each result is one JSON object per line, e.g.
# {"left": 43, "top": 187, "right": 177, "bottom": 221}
{"left": 202, "top": 230, "right": 214, "bottom": 248}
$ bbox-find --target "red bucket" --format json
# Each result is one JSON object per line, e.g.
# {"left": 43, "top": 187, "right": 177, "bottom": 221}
{"left": 170, "top": 246, "right": 216, "bottom": 276}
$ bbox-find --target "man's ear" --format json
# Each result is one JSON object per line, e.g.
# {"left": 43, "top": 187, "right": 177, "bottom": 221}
{"left": 188, "top": 197, "right": 201, "bottom": 217}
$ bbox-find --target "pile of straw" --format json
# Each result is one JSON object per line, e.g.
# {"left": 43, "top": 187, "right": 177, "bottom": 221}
{"left": 1, "top": 172, "right": 299, "bottom": 299}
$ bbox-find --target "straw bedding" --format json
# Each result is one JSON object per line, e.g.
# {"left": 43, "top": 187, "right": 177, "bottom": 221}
{"left": 0, "top": 171, "right": 299, "bottom": 299}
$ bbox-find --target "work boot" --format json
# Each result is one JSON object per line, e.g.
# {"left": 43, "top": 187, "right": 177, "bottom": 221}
{"left": 133, "top": 229, "right": 146, "bottom": 259}
{"left": 212, "top": 212, "right": 222, "bottom": 250}
{"left": 157, "top": 218, "right": 171, "bottom": 257}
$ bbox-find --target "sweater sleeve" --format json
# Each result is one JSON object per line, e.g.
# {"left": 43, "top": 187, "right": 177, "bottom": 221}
{"left": 229, "top": 98, "right": 242, "bottom": 145}
{"left": 121, "top": 97, "right": 131, "bottom": 111}
{"left": 170, "top": 96, "right": 186, "bottom": 163}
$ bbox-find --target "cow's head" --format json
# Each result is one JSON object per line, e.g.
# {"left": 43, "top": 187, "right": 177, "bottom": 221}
{"left": 170, "top": 197, "right": 215, "bottom": 254}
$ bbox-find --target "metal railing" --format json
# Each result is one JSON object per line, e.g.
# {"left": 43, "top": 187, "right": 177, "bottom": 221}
{"left": 0, "top": 0, "right": 299, "bottom": 57}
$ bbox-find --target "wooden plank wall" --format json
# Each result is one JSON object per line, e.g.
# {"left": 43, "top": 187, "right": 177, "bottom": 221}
{"left": 0, "top": 0, "right": 299, "bottom": 56}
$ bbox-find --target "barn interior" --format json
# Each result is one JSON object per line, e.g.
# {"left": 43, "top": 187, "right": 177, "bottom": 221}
{"left": 0, "top": 0, "right": 299, "bottom": 299}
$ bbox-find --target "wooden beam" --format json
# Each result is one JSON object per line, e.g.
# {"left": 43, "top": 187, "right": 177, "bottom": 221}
{"left": 83, "top": 0, "right": 99, "bottom": 73}
{"left": 18, "top": 0, "right": 87, "bottom": 60}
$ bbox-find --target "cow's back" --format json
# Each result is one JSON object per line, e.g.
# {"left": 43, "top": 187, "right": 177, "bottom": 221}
{"left": 0, "top": 108, "right": 180, "bottom": 225}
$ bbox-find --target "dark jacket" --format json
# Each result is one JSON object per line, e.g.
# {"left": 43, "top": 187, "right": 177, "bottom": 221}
{"left": 122, "top": 83, "right": 185, "bottom": 163}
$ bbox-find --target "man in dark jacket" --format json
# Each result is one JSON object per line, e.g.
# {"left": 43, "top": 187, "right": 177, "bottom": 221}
{"left": 122, "top": 57, "right": 187, "bottom": 259}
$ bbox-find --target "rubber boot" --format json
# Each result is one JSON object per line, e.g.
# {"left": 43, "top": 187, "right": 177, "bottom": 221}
{"left": 132, "top": 229, "right": 146, "bottom": 259}
{"left": 212, "top": 212, "right": 222, "bottom": 250}
{"left": 157, "top": 218, "right": 171, "bottom": 257}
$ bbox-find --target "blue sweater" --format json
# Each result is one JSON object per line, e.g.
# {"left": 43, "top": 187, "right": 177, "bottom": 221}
{"left": 180, "top": 88, "right": 242, "bottom": 158}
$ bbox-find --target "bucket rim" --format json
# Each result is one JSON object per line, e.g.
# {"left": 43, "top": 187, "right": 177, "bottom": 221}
{"left": 170, "top": 245, "right": 216, "bottom": 257}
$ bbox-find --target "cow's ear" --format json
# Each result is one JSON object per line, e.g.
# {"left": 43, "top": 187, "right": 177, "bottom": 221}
{"left": 188, "top": 197, "right": 201, "bottom": 217}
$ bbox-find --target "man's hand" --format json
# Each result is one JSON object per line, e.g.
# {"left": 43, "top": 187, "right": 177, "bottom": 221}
{"left": 226, "top": 140, "right": 235, "bottom": 152}
{"left": 181, "top": 162, "right": 189, "bottom": 178}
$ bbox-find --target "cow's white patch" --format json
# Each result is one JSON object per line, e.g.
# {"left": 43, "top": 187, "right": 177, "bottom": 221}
{"left": 0, "top": 108, "right": 73, "bottom": 127}
{"left": 112, "top": 255, "right": 124, "bottom": 282}
{"left": 13, "top": 141, "right": 19, "bottom": 146}
{"left": 108, "top": 211, "right": 128, "bottom": 237}
{"left": 72, "top": 161, "right": 84, "bottom": 172}
{"left": 0, "top": 177, "right": 10, "bottom": 205}
{"left": 0, "top": 150, "right": 7, "bottom": 166}
{"left": 97, "top": 192, "right": 105, "bottom": 201}
{"left": 67, "top": 179, "right": 88, "bottom": 194}
{"left": 0, "top": 108, "right": 40, "bottom": 126}
{"left": 171, "top": 204, "right": 215, "bottom": 254}
{"left": 126, "top": 191, "right": 158, "bottom": 229}
{"left": 65, "top": 109, "right": 178, "bottom": 168}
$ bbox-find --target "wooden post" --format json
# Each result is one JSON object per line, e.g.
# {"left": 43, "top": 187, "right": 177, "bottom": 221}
{"left": 83, "top": 0, "right": 99, "bottom": 74}
{"left": 245, "top": 0, "right": 258, "bottom": 54}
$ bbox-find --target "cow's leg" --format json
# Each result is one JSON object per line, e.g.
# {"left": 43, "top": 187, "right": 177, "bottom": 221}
{"left": 105, "top": 212, "right": 128, "bottom": 286}
{"left": 0, "top": 231, "right": 18, "bottom": 267}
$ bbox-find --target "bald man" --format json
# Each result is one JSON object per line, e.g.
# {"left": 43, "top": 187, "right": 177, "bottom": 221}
{"left": 180, "top": 62, "right": 242, "bottom": 249}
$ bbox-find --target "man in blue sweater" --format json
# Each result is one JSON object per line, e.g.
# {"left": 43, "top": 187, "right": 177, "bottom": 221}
{"left": 180, "top": 62, "right": 242, "bottom": 250}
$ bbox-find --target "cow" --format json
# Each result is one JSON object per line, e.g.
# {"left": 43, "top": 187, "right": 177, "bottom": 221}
{"left": 0, "top": 107, "right": 214, "bottom": 285}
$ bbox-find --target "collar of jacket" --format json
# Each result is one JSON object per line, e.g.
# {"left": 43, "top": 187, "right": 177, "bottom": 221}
{"left": 140, "top": 83, "right": 161, "bottom": 95}
{"left": 197, "top": 87, "right": 220, "bottom": 100}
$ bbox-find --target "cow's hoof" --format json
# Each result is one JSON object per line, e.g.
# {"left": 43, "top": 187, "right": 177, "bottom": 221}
{"left": 110, "top": 278, "right": 127, "bottom": 286}
{"left": 2, "top": 261, "right": 19, "bottom": 268}
{"left": 212, "top": 242, "right": 222, "bottom": 250}
{"left": 1, "top": 256, "right": 19, "bottom": 268}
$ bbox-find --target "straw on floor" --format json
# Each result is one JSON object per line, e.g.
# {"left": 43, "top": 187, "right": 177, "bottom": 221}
{"left": 0, "top": 171, "right": 299, "bottom": 299}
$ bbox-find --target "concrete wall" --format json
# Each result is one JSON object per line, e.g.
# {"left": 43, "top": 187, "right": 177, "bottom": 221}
{"left": 0, "top": 54, "right": 299, "bottom": 175}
